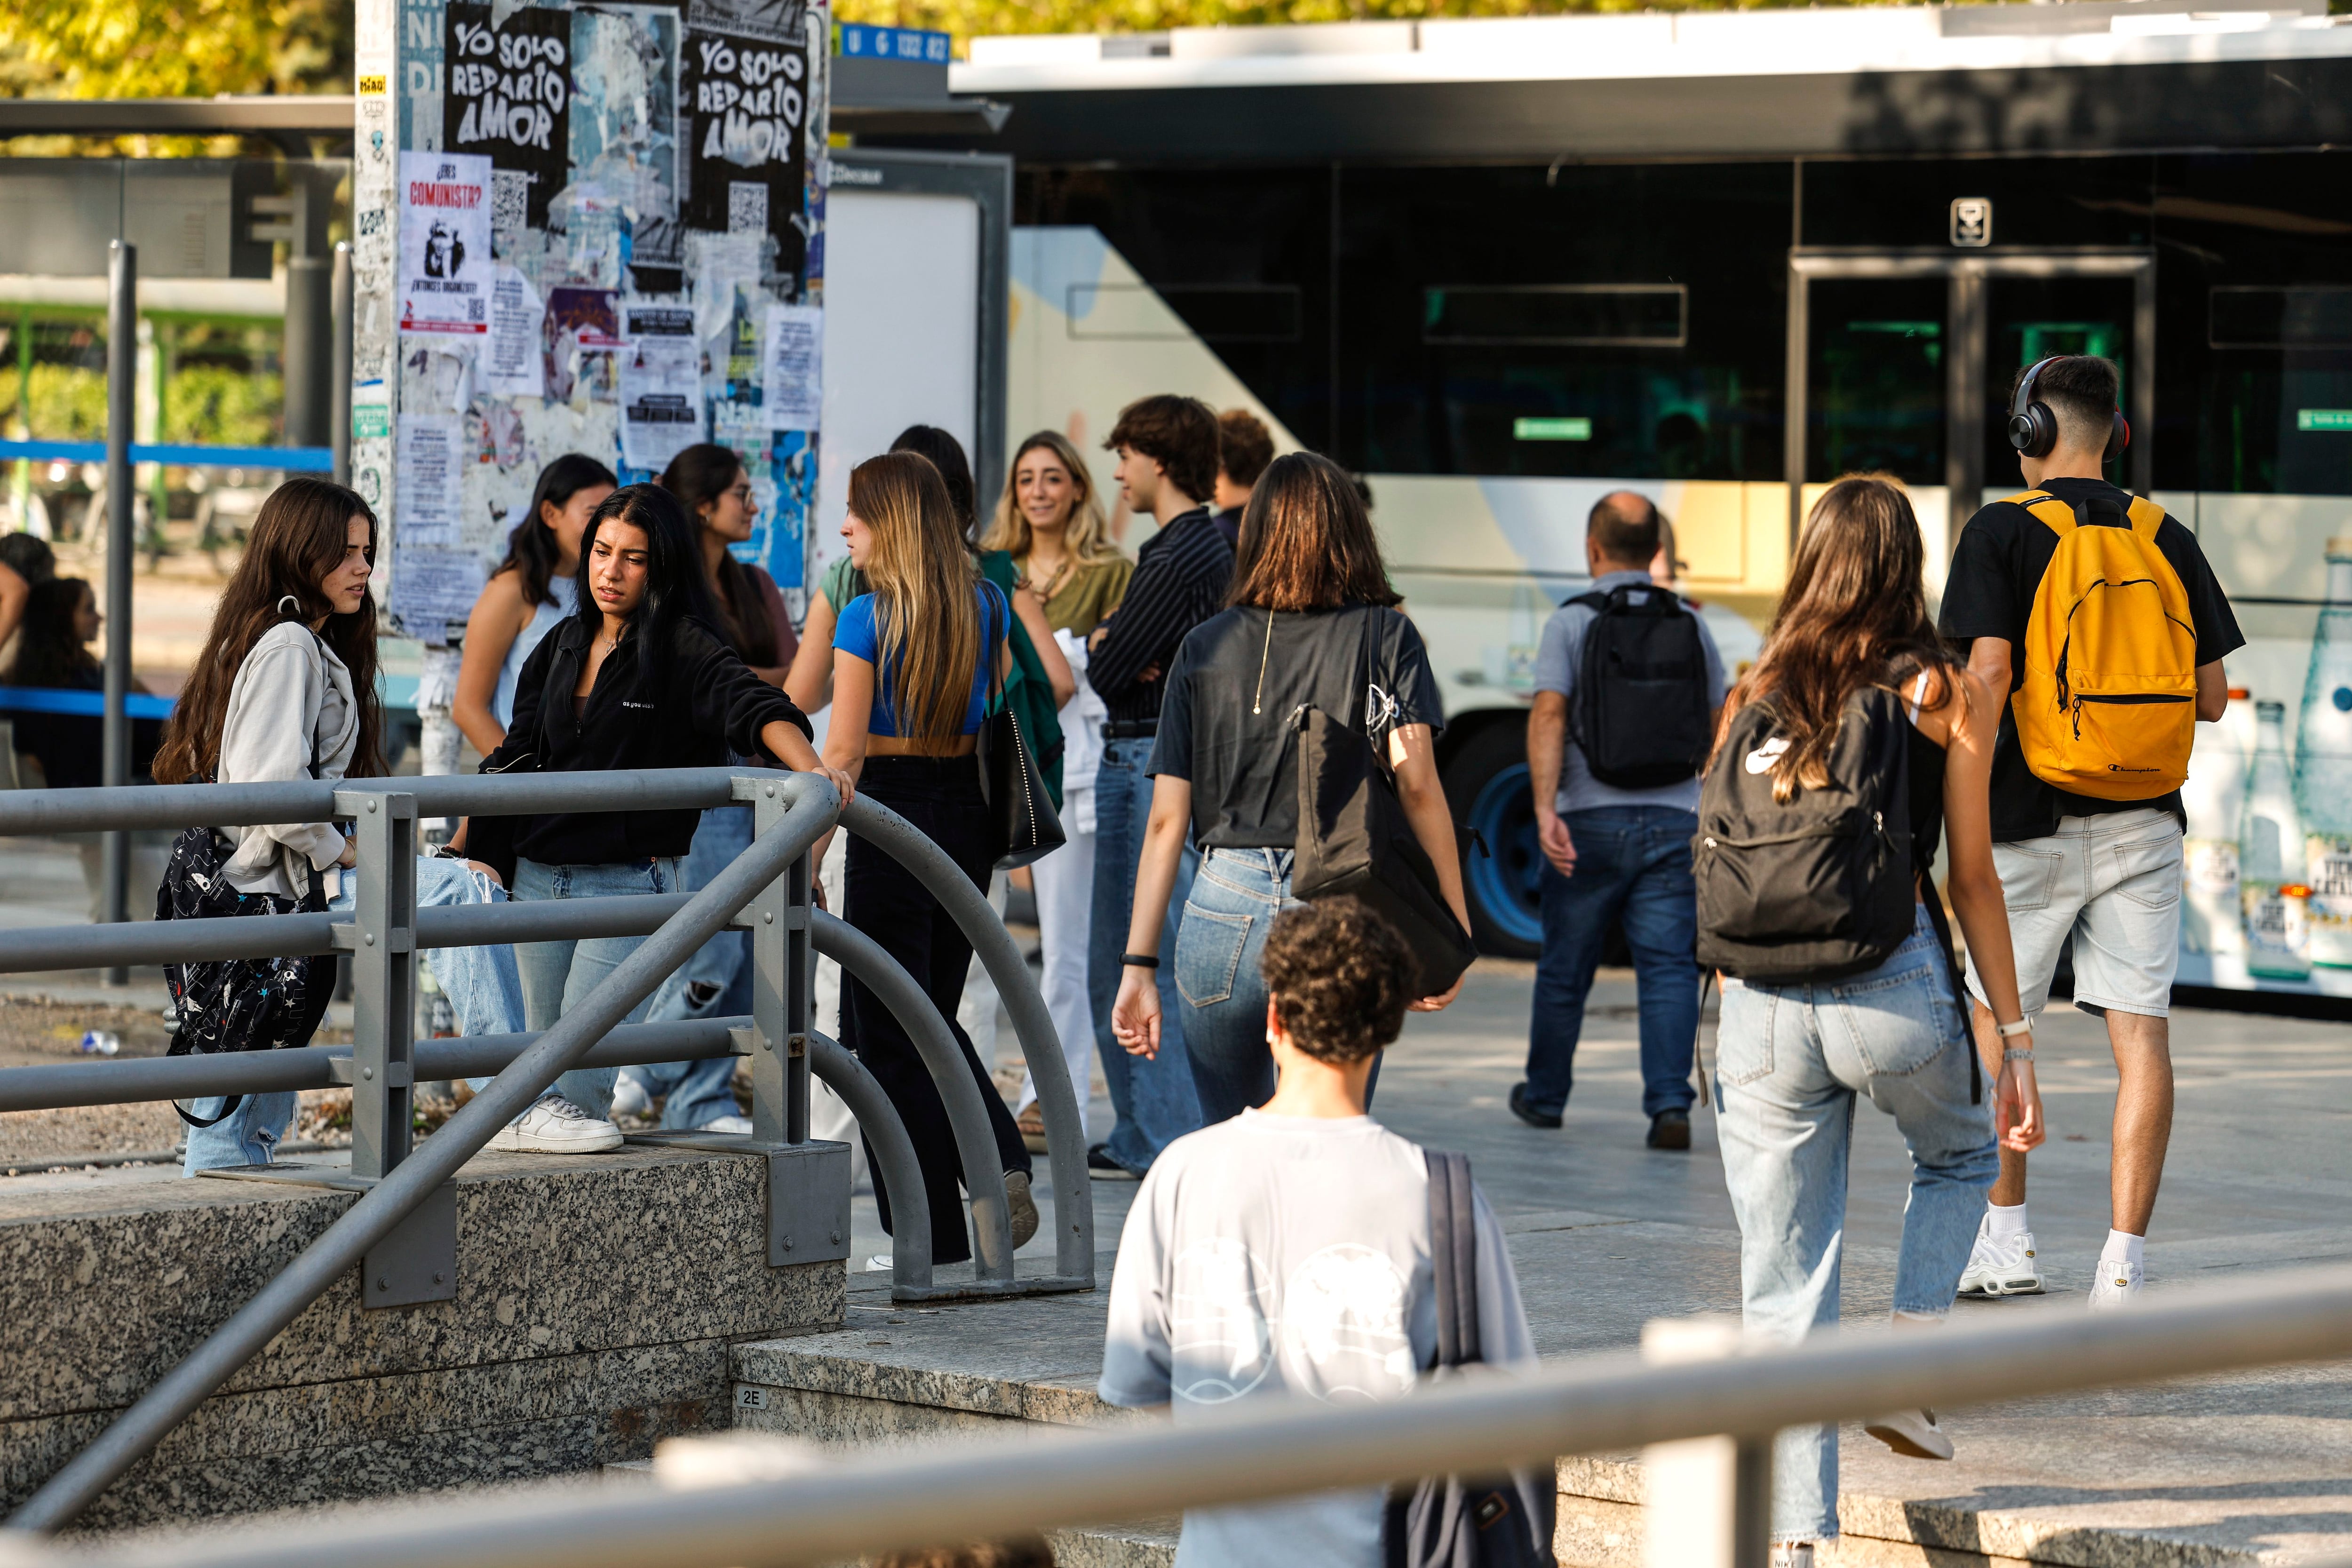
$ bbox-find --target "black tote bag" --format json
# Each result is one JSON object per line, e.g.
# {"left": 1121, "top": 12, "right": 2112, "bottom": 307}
{"left": 1292, "top": 608, "right": 1476, "bottom": 998}
{"left": 976, "top": 582, "right": 1067, "bottom": 869}
{"left": 1383, "top": 1150, "right": 1557, "bottom": 1568}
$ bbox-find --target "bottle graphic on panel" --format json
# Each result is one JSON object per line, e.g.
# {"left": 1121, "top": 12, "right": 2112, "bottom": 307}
{"left": 2244, "top": 699, "right": 2312, "bottom": 980}
{"left": 2181, "top": 687, "right": 2253, "bottom": 957}
{"left": 2295, "top": 538, "right": 2352, "bottom": 966}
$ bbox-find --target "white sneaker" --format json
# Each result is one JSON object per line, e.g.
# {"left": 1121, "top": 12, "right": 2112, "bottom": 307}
{"left": 2088, "top": 1256, "right": 2145, "bottom": 1310}
{"left": 1864, "top": 1408, "right": 1955, "bottom": 1460}
{"left": 865, "top": 1253, "right": 894, "bottom": 1273}
{"left": 1958, "top": 1227, "right": 2045, "bottom": 1297}
{"left": 1770, "top": 1544, "right": 1814, "bottom": 1568}
{"left": 701, "top": 1114, "right": 754, "bottom": 1135}
{"left": 486, "top": 1094, "right": 624, "bottom": 1154}
{"left": 609, "top": 1074, "right": 652, "bottom": 1120}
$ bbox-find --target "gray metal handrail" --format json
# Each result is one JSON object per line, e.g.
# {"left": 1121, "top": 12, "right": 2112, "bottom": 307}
{"left": 3, "top": 775, "right": 839, "bottom": 1534}
{"left": 6, "top": 1259, "right": 2350, "bottom": 1568}
{"left": 0, "top": 765, "right": 1097, "bottom": 1532}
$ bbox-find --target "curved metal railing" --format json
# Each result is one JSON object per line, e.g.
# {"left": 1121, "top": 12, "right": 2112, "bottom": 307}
{"left": 0, "top": 766, "right": 1093, "bottom": 1531}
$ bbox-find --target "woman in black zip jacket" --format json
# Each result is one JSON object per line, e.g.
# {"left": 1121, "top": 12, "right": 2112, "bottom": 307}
{"left": 456, "top": 484, "right": 851, "bottom": 1153}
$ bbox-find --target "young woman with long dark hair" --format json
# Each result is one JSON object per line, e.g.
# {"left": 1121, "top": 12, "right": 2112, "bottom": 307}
{"left": 5, "top": 576, "right": 161, "bottom": 789}
{"left": 1110, "top": 452, "right": 1469, "bottom": 1124}
{"left": 816, "top": 451, "right": 1038, "bottom": 1266}
{"left": 606, "top": 445, "right": 803, "bottom": 1131}
{"left": 154, "top": 477, "right": 385, "bottom": 1169}
{"left": 453, "top": 454, "right": 617, "bottom": 755}
{"left": 1708, "top": 476, "right": 2044, "bottom": 1560}
{"left": 459, "top": 484, "right": 847, "bottom": 1153}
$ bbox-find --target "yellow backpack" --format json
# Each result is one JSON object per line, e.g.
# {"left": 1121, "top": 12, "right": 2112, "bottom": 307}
{"left": 2008, "top": 490, "right": 2198, "bottom": 801}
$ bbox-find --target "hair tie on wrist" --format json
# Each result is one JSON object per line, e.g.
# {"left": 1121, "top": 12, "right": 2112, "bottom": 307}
{"left": 1121, "top": 953, "right": 1160, "bottom": 970}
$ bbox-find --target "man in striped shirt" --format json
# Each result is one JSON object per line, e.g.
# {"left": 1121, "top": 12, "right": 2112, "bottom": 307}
{"left": 1083, "top": 394, "right": 1233, "bottom": 1178}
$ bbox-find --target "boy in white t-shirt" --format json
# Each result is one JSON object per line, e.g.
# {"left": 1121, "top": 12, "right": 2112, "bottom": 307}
{"left": 1098, "top": 898, "right": 1537, "bottom": 1568}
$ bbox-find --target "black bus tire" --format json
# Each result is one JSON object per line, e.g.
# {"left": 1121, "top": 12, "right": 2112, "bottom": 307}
{"left": 1441, "top": 715, "right": 1543, "bottom": 961}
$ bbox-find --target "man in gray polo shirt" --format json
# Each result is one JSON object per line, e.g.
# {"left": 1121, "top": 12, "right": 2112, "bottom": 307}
{"left": 1514, "top": 491, "right": 1725, "bottom": 1148}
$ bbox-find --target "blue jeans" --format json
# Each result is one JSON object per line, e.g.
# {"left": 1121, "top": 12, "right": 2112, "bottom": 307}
{"left": 511, "top": 855, "right": 684, "bottom": 1122}
{"left": 183, "top": 857, "right": 529, "bottom": 1174}
{"left": 632, "top": 805, "right": 754, "bottom": 1130}
{"left": 1087, "top": 738, "right": 1203, "bottom": 1174}
{"left": 1526, "top": 806, "right": 1702, "bottom": 1119}
{"left": 1715, "top": 905, "right": 1998, "bottom": 1543}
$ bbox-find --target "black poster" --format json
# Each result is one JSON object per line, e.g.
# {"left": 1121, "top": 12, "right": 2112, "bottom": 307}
{"left": 444, "top": 2, "right": 572, "bottom": 231}
{"left": 681, "top": 26, "right": 809, "bottom": 278}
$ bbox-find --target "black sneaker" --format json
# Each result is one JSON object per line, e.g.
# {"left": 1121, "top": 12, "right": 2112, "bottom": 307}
{"left": 1086, "top": 1143, "right": 1141, "bottom": 1180}
{"left": 1507, "top": 1083, "right": 1562, "bottom": 1130}
{"left": 1648, "top": 1108, "right": 1692, "bottom": 1151}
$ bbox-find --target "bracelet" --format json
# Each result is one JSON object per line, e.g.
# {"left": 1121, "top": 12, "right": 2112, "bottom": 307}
{"left": 1121, "top": 953, "right": 1160, "bottom": 970}
{"left": 1994, "top": 1017, "right": 2034, "bottom": 1038}
{"left": 2003, "top": 1047, "right": 2035, "bottom": 1063}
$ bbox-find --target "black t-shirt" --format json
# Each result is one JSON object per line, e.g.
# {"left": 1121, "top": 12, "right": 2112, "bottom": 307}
{"left": 1149, "top": 604, "right": 1446, "bottom": 849}
{"left": 1938, "top": 476, "right": 2245, "bottom": 842}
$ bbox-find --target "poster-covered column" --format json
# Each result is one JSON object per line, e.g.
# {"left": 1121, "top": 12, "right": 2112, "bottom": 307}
{"left": 358, "top": 0, "right": 830, "bottom": 760}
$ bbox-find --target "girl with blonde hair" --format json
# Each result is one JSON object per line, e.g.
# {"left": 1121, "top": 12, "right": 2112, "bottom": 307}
{"left": 980, "top": 431, "right": 1136, "bottom": 1149}
{"left": 821, "top": 450, "right": 1038, "bottom": 1267}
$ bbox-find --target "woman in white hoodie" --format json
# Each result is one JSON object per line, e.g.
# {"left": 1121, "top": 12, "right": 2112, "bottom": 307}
{"left": 153, "top": 478, "right": 383, "bottom": 1170}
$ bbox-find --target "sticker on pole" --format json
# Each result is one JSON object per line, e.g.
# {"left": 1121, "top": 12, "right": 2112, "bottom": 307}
{"left": 399, "top": 151, "right": 494, "bottom": 335}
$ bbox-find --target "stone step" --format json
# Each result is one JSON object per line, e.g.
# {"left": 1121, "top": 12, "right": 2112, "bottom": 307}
{"left": 720, "top": 1251, "right": 2352, "bottom": 1568}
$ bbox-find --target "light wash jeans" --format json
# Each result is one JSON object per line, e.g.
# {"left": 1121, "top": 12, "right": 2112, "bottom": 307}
{"left": 1714, "top": 904, "right": 1997, "bottom": 1543}
{"left": 1087, "top": 738, "right": 1202, "bottom": 1174}
{"left": 630, "top": 805, "right": 754, "bottom": 1130}
{"left": 183, "top": 856, "right": 528, "bottom": 1174}
{"left": 511, "top": 855, "right": 685, "bottom": 1122}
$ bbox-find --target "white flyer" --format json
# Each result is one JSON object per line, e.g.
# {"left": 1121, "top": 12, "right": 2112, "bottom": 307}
{"left": 398, "top": 151, "right": 494, "bottom": 335}
{"left": 396, "top": 413, "right": 465, "bottom": 547}
{"left": 619, "top": 302, "right": 704, "bottom": 470}
{"left": 484, "top": 264, "right": 546, "bottom": 397}
{"left": 761, "top": 302, "right": 821, "bottom": 430}
{"left": 388, "top": 545, "right": 489, "bottom": 643}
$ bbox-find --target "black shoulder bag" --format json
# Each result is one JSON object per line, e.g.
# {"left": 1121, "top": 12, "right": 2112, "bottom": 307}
{"left": 1293, "top": 607, "right": 1477, "bottom": 998}
{"left": 977, "top": 581, "right": 1068, "bottom": 869}
{"left": 158, "top": 624, "right": 341, "bottom": 1127}
{"left": 1384, "top": 1150, "right": 1557, "bottom": 1568}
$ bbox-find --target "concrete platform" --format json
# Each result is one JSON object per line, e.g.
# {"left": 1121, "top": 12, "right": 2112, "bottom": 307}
{"left": 0, "top": 1143, "right": 844, "bottom": 1530}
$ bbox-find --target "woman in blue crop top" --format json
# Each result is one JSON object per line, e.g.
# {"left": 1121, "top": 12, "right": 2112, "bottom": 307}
{"left": 818, "top": 450, "right": 1038, "bottom": 1266}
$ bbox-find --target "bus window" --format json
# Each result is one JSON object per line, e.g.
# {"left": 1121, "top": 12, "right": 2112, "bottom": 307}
{"left": 1807, "top": 279, "right": 1947, "bottom": 486}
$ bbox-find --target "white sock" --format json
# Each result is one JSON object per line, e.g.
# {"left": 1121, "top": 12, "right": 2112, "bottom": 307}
{"left": 2101, "top": 1229, "right": 2145, "bottom": 1269}
{"left": 1984, "top": 1202, "right": 2028, "bottom": 1243}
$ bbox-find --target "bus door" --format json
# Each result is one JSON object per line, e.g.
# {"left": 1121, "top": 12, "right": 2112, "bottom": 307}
{"left": 1786, "top": 250, "right": 2154, "bottom": 593}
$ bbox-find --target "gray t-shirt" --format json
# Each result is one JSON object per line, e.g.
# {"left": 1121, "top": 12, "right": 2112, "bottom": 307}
{"left": 1099, "top": 1110, "right": 1535, "bottom": 1568}
{"left": 1532, "top": 569, "right": 1727, "bottom": 816}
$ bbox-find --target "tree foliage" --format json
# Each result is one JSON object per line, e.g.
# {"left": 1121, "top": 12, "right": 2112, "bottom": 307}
{"left": 0, "top": 0, "right": 349, "bottom": 102}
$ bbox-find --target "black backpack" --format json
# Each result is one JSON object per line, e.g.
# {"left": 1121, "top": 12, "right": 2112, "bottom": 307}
{"left": 1567, "top": 586, "right": 1713, "bottom": 789}
{"left": 1693, "top": 684, "right": 1980, "bottom": 1102}
{"left": 1692, "top": 686, "right": 1916, "bottom": 983}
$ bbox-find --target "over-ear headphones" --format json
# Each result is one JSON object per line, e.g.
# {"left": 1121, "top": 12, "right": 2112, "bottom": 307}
{"left": 2009, "top": 355, "right": 2129, "bottom": 464}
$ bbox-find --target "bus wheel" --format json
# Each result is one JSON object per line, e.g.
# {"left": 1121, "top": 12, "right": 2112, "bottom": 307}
{"left": 1443, "top": 719, "right": 1542, "bottom": 960}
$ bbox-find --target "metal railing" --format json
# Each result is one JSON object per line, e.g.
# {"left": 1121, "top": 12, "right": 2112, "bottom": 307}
{"left": 0, "top": 1258, "right": 2347, "bottom": 1567}
{"left": 0, "top": 766, "right": 1093, "bottom": 1532}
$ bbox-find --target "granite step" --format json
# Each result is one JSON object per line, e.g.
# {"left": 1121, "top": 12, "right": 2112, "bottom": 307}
{"left": 719, "top": 1239, "right": 2352, "bottom": 1568}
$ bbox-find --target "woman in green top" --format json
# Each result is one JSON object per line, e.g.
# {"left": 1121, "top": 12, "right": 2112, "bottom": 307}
{"left": 980, "top": 430, "right": 1134, "bottom": 637}
{"left": 978, "top": 430, "right": 1135, "bottom": 1150}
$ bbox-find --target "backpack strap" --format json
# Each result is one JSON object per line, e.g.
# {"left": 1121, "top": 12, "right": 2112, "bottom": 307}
{"left": 2001, "top": 490, "right": 2079, "bottom": 538}
{"left": 2126, "top": 495, "right": 2167, "bottom": 539}
{"left": 1422, "top": 1148, "right": 1481, "bottom": 1370}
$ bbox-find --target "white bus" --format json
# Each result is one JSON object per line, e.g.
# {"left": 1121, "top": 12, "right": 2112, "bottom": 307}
{"left": 908, "top": 1, "right": 2352, "bottom": 981}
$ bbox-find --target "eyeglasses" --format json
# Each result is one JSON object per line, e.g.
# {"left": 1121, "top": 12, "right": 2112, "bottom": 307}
{"left": 726, "top": 485, "right": 755, "bottom": 504}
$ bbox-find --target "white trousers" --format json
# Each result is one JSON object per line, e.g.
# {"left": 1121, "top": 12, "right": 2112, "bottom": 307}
{"left": 1016, "top": 820, "right": 1097, "bottom": 1130}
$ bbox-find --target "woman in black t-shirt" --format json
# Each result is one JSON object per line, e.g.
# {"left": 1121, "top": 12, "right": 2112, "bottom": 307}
{"left": 1109, "top": 452, "right": 1469, "bottom": 1123}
